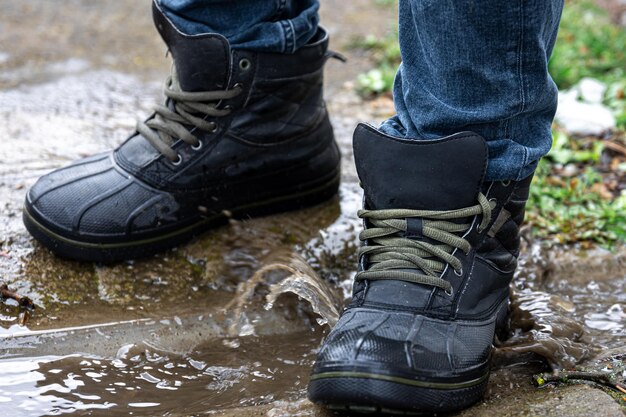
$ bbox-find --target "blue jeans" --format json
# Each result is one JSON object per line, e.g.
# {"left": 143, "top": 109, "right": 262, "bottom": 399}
{"left": 158, "top": 0, "right": 319, "bottom": 53}
{"left": 159, "top": 0, "right": 564, "bottom": 181}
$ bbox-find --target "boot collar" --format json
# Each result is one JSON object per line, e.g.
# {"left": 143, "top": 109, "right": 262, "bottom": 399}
{"left": 153, "top": 0, "right": 231, "bottom": 92}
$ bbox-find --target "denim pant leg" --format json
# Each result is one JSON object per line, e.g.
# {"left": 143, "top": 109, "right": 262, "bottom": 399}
{"left": 157, "top": 0, "right": 319, "bottom": 53}
{"left": 381, "top": 0, "right": 564, "bottom": 181}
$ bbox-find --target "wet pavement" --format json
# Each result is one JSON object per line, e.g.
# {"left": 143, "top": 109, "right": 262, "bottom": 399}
{"left": 0, "top": 1, "right": 624, "bottom": 416}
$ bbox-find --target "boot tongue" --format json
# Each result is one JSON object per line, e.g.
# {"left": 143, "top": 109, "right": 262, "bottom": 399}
{"left": 114, "top": 1, "right": 231, "bottom": 170}
{"left": 353, "top": 123, "right": 488, "bottom": 310}
{"left": 353, "top": 124, "right": 487, "bottom": 211}
{"left": 152, "top": 0, "right": 230, "bottom": 92}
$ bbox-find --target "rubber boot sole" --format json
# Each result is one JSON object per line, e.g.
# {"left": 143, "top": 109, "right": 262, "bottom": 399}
{"left": 307, "top": 369, "right": 489, "bottom": 415}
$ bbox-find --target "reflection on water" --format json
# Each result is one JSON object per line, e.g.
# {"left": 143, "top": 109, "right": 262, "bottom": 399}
{"left": 0, "top": 333, "right": 320, "bottom": 417}
{"left": 585, "top": 302, "right": 624, "bottom": 332}
{"left": 0, "top": 355, "right": 115, "bottom": 415}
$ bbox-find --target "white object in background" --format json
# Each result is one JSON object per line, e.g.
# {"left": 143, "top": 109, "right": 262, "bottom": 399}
{"left": 555, "top": 85, "right": 616, "bottom": 137}
{"left": 576, "top": 77, "right": 607, "bottom": 104}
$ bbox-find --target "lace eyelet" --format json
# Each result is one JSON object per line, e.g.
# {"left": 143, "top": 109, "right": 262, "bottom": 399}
{"left": 239, "top": 59, "right": 251, "bottom": 71}
{"left": 233, "top": 82, "right": 244, "bottom": 90}
{"left": 209, "top": 122, "right": 218, "bottom": 133}
{"left": 171, "top": 154, "right": 183, "bottom": 166}
{"left": 172, "top": 153, "right": 183, "bottom": 166}
{"left": 445, "top": 288, "right": 454, "bottom": 296}
{"left": 191, "top": 141, "right": 203, "bottom": 151}
{"left": 501, "top": 180, "right": 511, "bottom": 187}
{"left": 454, "top": 268, "right": 463, "bottom": 277}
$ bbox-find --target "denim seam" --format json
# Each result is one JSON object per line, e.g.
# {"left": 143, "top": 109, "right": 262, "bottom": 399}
{"left": 517, "top": 145, "right": 530, "bottom": 181}
{"left": 279, "top": 20, "right": 295, "bottom": 54}
{"left": 278, "top": 20, "right": 288, "bottom": 53}
{"left": 286, "top": 19, "right": 297, "bottom": 53}
{"left": 516, "top": 0, "right": 526, "bottom": 115}
{"left": 503, "top": 120, "right": 510, "bottom": 143}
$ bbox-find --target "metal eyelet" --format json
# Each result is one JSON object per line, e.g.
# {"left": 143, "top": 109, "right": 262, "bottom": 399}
{"left": 208, "top": 122, "right": 218, "bottom": 133}
{"left": 239, "top": 58, "right": 251, "bottom": 71}
{"left": 191, "top": 141, "right": 203, "bottom": 151}
{"left": 171, "top": 154, "right": 183, "bottom": 166}
{"left": 454, "top": 268, "right": 463, "bottom": 277}
{"left": 233, "top": 82, "right": 243, "bottom": 90}
{"left": 501, "top": 180, "right": 511, "bottom": 187}
{"left": 444, "top": 287, "right": 454, "bottom": 296}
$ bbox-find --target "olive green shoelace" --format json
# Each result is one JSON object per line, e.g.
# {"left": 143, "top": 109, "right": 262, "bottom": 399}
{"left": 137, "top": 66, "right": 242, "bottom": 162}
{"left": 356, "top": 193, "right": 495, "bottom": 293}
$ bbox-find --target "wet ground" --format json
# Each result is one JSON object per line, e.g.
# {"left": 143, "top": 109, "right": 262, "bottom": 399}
{"left": 0, "top": 1, "right": 625, "bottom": 416}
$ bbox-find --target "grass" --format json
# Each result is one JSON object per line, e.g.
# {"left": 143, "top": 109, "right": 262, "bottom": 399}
{"left": 528, "top": 163, "right": 626, "bottom": 246}
{"left": 352, "top": 32, "right": 399, "bottom": 96}
{"left": 528, "top": 131, "right": 626, "bottom": 246}
{"left": 549, "top": 1, "right": 626, "bottom": 89}
{"left": 352, "top": 0, "right": 626, "bottom": 247}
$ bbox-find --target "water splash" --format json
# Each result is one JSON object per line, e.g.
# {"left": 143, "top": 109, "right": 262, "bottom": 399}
{"left": 496, "top": 240, "right": 626, "bottom": 369}
{"left": 497, "top": 289, "right": 597, "bottom": 369}
{"left": 228, "top": 252, "right": 342, "bottom": 337}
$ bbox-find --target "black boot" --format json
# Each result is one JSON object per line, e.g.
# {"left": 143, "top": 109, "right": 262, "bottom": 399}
{"left": 308, "top": 124, "right": 532, "bottom": 414}
{"left": 23, "top": 1, "right": 340, "bottom": 262}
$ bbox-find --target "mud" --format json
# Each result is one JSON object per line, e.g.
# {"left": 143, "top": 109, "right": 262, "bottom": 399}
{"left": 0, "top": 1, "right": 624, "bottom": 416}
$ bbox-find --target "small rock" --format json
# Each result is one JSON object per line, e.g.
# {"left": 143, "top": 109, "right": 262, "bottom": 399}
{"left": 577, "top": 77, "right": 607, "bottom": 104}
{"left": 556, "top": 89, "right": 616, "bottom": 136}
{"left": 560, "top": 164, "right": 579, "bottom": 178}
{"left": 529, "top": 385, "right": 624, "bottom": 417}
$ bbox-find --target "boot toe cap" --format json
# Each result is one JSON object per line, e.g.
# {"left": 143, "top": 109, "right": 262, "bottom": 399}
{"left": 313, "top": 307, "right": 494, "bottom": 377}
{"left": 25, "top": 153, "right": 174, "bottom": 238}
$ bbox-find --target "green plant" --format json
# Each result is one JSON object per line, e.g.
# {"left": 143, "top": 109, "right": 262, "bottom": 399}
{"left": 604, "top": 81, "right": 626, "bottom": 130}
{"left": 546, "top": 130, "right": 604, "bottom": 165}
{"left": 351, "top": 32, "right": 400, "bottom": 95}
{"left": 373, "top": 0, "right": 396, "bottom": 5}
{"left": 527, "top": 161, "right": 626, "bottom": 246}
{"left": 549, "top": 0, "right": 626, "bottom": 89}
{"left": 356, "top": 68, "right": 395, "bottom": 95}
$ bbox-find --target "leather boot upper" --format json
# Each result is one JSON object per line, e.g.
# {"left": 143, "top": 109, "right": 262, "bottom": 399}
{"left": 25, "top": 1, "right": 339, "bottom": 251}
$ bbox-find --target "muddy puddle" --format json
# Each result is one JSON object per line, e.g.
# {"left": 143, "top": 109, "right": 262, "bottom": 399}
{"left": 1, "top": 1, "right": 625, "bottom": 415}
{"left": 1, "top": 330, "right": 322, "bottom": 416}
{"left": 0, "top": 182, "right": 357, "bottom": 417}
